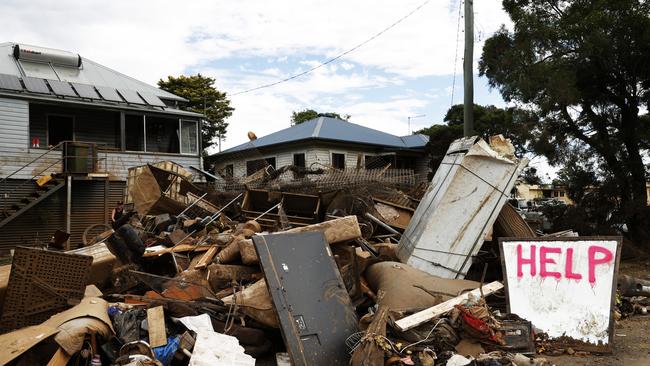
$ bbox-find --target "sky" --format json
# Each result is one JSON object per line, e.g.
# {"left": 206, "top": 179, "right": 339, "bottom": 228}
{"left": 0, "top": 0, "right": 559, "bottom": 180}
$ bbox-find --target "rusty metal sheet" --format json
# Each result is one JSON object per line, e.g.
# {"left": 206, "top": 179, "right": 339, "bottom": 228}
{"left": 0, "top": 247, "right": 93, "bottom": 332}
{"left": 253, "top": 232, "right": 358, "bottom": 366}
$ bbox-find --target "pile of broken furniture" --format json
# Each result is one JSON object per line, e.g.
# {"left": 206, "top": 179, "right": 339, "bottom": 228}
{"left": 0, "top": 135, "right": 641, "bottom": 366}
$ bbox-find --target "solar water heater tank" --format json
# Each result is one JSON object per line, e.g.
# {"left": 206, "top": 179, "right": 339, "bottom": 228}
{"left": 13, "top": 44, "right": 82, "bottom": 68}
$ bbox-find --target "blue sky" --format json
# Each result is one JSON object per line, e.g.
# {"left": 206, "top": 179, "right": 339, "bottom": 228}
{"left": 3, "top": 0, "right": 559, "bottom": 177}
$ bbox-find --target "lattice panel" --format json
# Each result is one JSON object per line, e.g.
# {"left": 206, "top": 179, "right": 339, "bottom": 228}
{"left": 0, "top": 247, "right": 93, "bottom": 332}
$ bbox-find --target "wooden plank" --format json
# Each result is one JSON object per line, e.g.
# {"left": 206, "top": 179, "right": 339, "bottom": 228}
{"left": 147, "top": 306, "right": 167, "bottom": 347}
{"left": 47, "top": 347, "right": 72, "bottom": 366}
{"left": 194, "top": 246, "right": 220, "bottom": 270}
{"left": 394, "top": 281, "right": 504, "bottom": 332}
{"left": 281, "top": 215, "right": 361, "bottom": 244}
{"left": 143, "top": 244, "right": 212, "bottom": 257}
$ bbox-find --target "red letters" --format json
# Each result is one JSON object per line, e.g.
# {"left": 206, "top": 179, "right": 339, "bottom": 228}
{"left": 588, "top": 245, "right": 613, "bottom": 285}
{"left": 517, "top": 244, "right": 536, "bottom": 278}
{"left": 540, "top": 246, "right": 562, "bottom": 279}
{"left": 564, "top": 248, "right": 582, "bottom": 280}
{"left": 514, "top": 243, "right": 614, "bottom": 284}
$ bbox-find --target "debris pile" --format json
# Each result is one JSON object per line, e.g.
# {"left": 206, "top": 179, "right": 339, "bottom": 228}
{"left": 0, "top": 135, "right": 641, "bottom": 366}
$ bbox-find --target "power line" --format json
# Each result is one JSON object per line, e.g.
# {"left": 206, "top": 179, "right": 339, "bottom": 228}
{"left": 231, "top": 0, "right": 432, "bottom": 96}
{"left": 450, "top": 0, "right": 463, "bottom": 108}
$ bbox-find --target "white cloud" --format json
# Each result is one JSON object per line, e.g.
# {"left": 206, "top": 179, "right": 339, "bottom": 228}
{"left": 1, "top": 0, "right": 512, "bottom": 150}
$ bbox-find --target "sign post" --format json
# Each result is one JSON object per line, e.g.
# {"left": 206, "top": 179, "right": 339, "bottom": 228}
{"left": 499, "top": 237, "right": 622, "bottom": 353}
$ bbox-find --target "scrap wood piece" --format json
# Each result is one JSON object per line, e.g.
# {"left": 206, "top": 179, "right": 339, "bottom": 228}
{"left": 147, "top": 306, "right": 167, "bottom": 347}
{"left": 215, "top": 238, "right": 242, "bottom": 264}
{"left": 238, "top": 239, "right": 258, "bottom": 265}
{"left": 0, "top": 323, "right": 59, "bottom": 366}
{"left": 351, "top": 291, "right": 388, "bottom": 366}
{"left": 194, "top": 246, "right": 220, "bottom": 270}
{"left": 394, "top": 281, "right": 504, "bottom": 332}
{"left": 143, "top": 244, "right": 213, "bottom": 257}
{"left": 47, "top": 347, "right": 72, "bottom": 366}
{"left": 221, "top": 279, "right": 279, "bottom": 328}
{"left": 280, "top": 215, "right": 361, "bottom": 243}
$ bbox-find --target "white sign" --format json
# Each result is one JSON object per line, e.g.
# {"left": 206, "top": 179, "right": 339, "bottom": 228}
{"left": 500, "top": 238, "right": 620, "bottom": 348}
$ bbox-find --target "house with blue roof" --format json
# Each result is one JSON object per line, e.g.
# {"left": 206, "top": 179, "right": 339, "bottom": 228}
{"left": 211, "top": 116, "right": 430, "bottom": 180}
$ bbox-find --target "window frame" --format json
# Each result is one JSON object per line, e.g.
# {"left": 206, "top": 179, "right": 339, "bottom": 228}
{"left": 331, "top": 151, "right": 346, "bottom": 170}
{"left": 179, "top": 119, "right": 199, "bottom": 155}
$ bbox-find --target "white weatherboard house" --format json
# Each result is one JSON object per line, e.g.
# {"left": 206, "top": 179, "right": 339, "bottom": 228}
{"left": 0, "top": 42, "right": 203, "bottom": 251}
{"left": 211, "top": 117, "right": 430, "bottom": 179}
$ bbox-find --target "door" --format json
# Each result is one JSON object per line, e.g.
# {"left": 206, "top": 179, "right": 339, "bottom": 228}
{"left": 47, "top": 115, "right": 73, "bottom": 146}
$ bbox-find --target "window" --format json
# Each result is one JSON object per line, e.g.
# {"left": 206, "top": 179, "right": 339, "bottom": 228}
{"left": 180, "top": 120, "right": 198, "bottom": 154}
{"left": 293, "top": 153, "right": 305, "bottom": 168}
{"left": 332, "top": 153, "right": 345, "bottom": 169}
{"left": 125, "top": 114, "right": 144, "bottom": 151}
{"left": 560, "top": 191, "right": 565, "bottom": 197}
{"left": 246, "top": 157, "right": 276, "bottom": 176}
{"left": 224, "top": 164, "right": 234, "bottom": 178}
{"left": 396, "top": 156, "right": 416, "bottom": 170}
{"left": 146, "top": 116, "right": 179, "bottom": 153}
{"left": 293, "top": 153, "right": 306, "bottom": 178}
{"left": 47, "top": 115, "right": 73, "bottom": 146}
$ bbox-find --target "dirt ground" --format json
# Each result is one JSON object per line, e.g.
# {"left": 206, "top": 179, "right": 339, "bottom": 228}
{"left": 543, "top": 258, "right": 650, "bottom": 366}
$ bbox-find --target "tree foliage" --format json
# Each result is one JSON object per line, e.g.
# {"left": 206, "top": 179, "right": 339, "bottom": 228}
{"left": 417, "top": 104, "right": 535, "bottom": 177}
{"left": 291, "top": 109, "right": 350, "bottom": 125}
{"left": 480, "top": 0, "right": 650, "bottom": 243}
{"left": 158, "top": 74, "right": 233, "bottom": 152}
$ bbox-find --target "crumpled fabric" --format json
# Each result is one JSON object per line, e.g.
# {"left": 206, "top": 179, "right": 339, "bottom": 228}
{"left": 111, "top": 308, "right": 147, "bottom": 343}
{"left": 153, "top": 336, "right": 180, "bottom": 366}
{"left": 55, "top": 317, "right": 112, "bottom": 355}
{"left": 456, "top": 305, "right": 504, "bottom": 345}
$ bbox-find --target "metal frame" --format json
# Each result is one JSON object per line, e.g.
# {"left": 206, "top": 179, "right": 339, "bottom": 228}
{"left": 45, "top": 112, "right": 75, "bottom": 146}
{"left": 498, "top": 236, "right": 622, "bottom": 353}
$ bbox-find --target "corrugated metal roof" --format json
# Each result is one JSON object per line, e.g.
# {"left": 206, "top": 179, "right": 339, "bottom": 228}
{"left": 0, "top": 42, "right": 184, "bottom": 101}
{"left": 216, "top": 117, "right": 429, "bottom": 156}
{"left": 0, "top": 42, "right": 202, "bottom": 117}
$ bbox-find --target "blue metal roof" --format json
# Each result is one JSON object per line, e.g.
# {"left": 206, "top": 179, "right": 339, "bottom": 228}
{"left": 218, "top": 117, "right": 429, "bottom": 155}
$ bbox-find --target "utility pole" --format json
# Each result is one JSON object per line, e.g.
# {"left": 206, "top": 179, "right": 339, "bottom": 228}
{"left": 463, "top": 0, "right": 474, "bottom": 137}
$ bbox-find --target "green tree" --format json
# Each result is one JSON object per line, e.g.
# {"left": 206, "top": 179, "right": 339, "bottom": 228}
{"left": 158, "top": 74, "right": 233, "bottom": 152}
{"left": 291, "top": 109, "right": 350, "bottom": 125}
{"left": 479, "top": 0, "right": 650, "bottom": 244}
{"left": 417, "top": 104, "right": 534, "bottom": 177}
{"left": 520, "top": 167, "right": 543, "bottom": 185}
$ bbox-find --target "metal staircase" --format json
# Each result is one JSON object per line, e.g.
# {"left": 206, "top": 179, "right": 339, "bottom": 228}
{"left": 0, "top": 142, "right": 66, "bottom": 229}
{"left": 0, "top": 141, "right": 109, "bottom": 230}
{"left": 0, "top": 178, "right": 65, "bottom": 228}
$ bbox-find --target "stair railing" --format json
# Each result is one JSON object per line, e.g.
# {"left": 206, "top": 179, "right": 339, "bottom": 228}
{"left": 0, "top": 141, "right": 65, "bottom": 199}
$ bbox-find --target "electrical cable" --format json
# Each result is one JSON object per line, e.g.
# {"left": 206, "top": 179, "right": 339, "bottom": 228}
{"left": 450, "top": 0, "right": 463, "bottom": 107}
{"left": 231, "top": 0, "right": 432, "bottom": 96}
